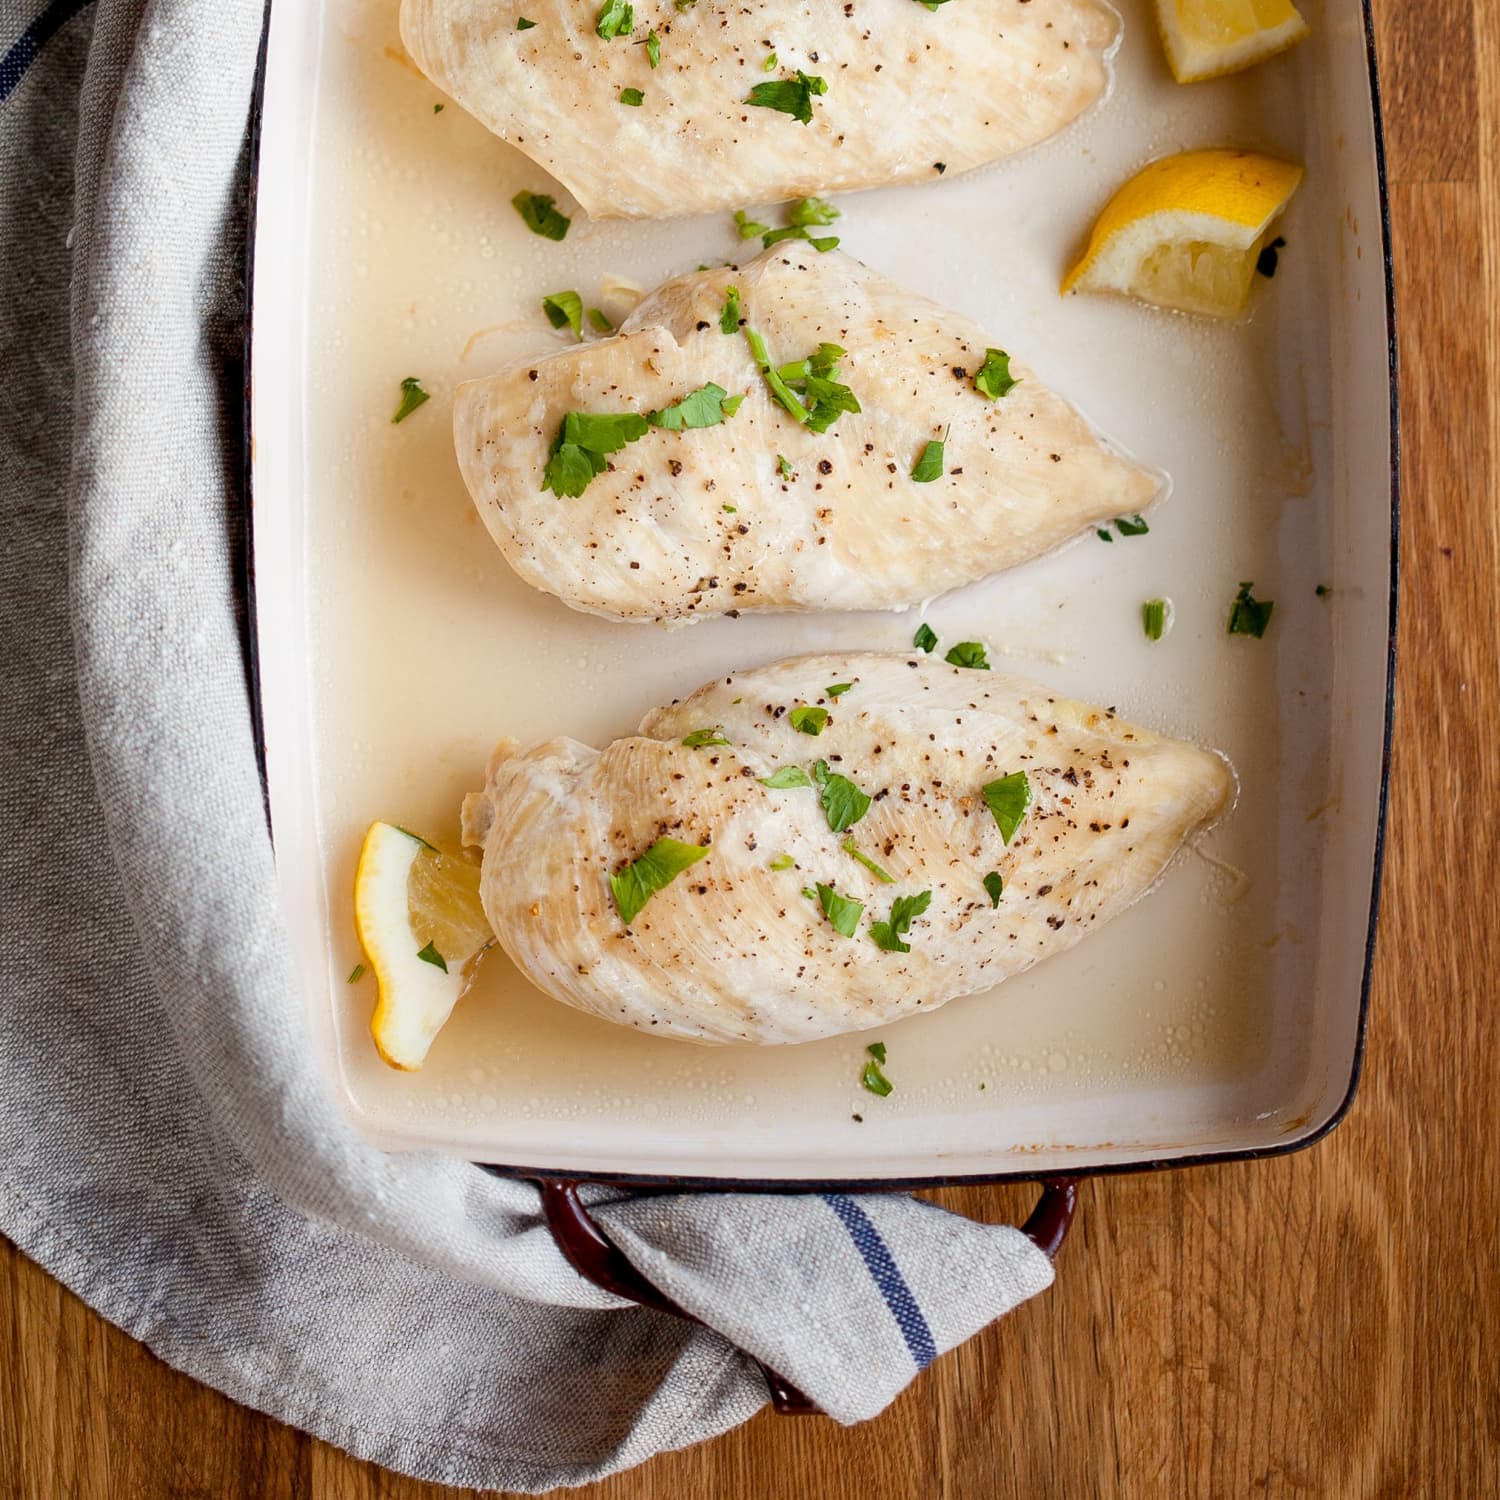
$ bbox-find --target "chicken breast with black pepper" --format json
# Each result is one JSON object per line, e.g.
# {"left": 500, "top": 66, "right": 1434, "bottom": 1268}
{"left": 460, "top": 653, "right": 1233, "bottom": 1045}
{"left": 454, "top": 242, "right": 1162, "bottom": 624}
{"left": 401, "top": 0, "right": 1120, "bottom": 219}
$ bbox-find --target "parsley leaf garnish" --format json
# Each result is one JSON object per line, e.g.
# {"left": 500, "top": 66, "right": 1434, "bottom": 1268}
{"left": 982, "top": 772, "right": 1032, "bottom": 845}
{"left": 813, "top": 759, "right": 870, "bottom": 832}
{"left": 646, "top": 29, "right": 660, "bottom": 66}
{"left": 611, "top": 837, "right": 709, "bottom": 925}
{"left": 1142, "top": 598, "right": 1168, "bottom": 641}
{"left": 843, "top": 839, "right": 894, "bottom": 883}
{"left": 542, "top": 410, "right": 650, "bottom": 497}
{"left": 861, "top": 1058, "right": 893, "bottom": 1096}
{"left": 415, "top": 940, "right": 448, "bottom": 972}
{"left": 1227, "top": 581, "right": 1274, "bottom": 637}
{"left": 826, "top": 682, "right": 853, "bottom": 697}
{"left": 982, "top": 871, "right": 1004, "bottom": 906}
{"left": 912, "top": 438, "right": 945, "bottom": 483}
{"left": 512, "top": 190, "right": 570, "bottom": 240}
{"left": 721, "top": 285, "right": 742, "bottom": 334}
{"left": 867, "top": 1041, "right": 886, "bottom": 1063}
{"left": 913, "top": 622, "right": 938, "bottom": 653}
{"left": 788, "top": 705, "right": 829, "bottom": 736}
{"left": 391, "top": 377, "right": 430, "bottom": 424}
{"left": 681, "top": 727, "right": 730, "bottom": 747}
{"left": 944, "top": 640, "right": 990, "bottom": 670}
{"left": 734, "top": 209, "right": 771, "bottom": 240}
{"left": 587, "top": 307, "right": 613, "bottom": 333}
{"left": 746, "top": 70, "right": 827, "bottom": 125}
{"left": 542, "top": 290, "right": 583, "bottom": 340}
{"left": 347, "top": 962, "right": 366, "bottom": 984}
{"left": 1115, "top": 514, "right": 1150, "bottom": 536}
{"left": 619, "top": 87, "right": 645, "bottom": 106}
{"left": 595, "top": 0, "right": 634, "bottom": 39}
{"left": 769, "top": 853, "right": 795, "bottom": 871}
{"left": 759, "top": 766, "right": 812, "bottom": 789}
{"left": 814, "top": 883, "right": 864, "bottom": 938}
{"left": 869, "top": 890, "right": 932, "bottom": 953}
{"left": 649, "top": 382, "right": 742, "bottom": 430}
{"left": 517, "top": 17, "right": 536, "bottom": 29}
{"left": 973, "top": 348, "right": 1019, "bottom": 400}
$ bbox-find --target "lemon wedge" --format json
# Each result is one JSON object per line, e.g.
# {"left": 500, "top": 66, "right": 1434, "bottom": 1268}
{"left": 354, "top": 821, "right": 493, "bottom": 1070}
{"left": 1156, "top": 0, "right": 1308, "bottom": 83}
{"left": 1061, "top": 149, "right": 1304, "bottom": 320}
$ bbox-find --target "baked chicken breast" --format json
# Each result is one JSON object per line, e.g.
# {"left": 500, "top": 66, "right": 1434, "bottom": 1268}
{"left": 461, "top": 653, "right": 1232, "bottom": 1045}
{"left": 400, "top": 0, "right": 1120, "bottom": 219}
{"left": 455, "top": 243, "right": 1162, "bottom": 624}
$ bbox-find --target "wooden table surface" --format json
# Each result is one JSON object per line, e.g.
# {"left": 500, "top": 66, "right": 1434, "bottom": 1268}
{"left": 5, "top": 2, "right": 1499, "bottom": 1496}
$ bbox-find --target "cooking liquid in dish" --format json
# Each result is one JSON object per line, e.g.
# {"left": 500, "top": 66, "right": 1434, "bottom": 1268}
{"left": 298, "top": 0, "right": 1341, "bottom": 1169}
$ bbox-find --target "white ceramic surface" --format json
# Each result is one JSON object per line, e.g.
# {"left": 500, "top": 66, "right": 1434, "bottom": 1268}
{"left": 250, "top": 0, "right": 1393, "bottom": 1181}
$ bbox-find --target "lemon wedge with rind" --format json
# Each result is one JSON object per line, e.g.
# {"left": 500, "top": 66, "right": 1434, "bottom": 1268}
{"left": 355, "top": 821, "right": 493, "bottom": 1071}
{"left": 1156, "top": 0, "right": 1308, "bottom": 84}
{"left": 1062, "top": 149, "right": 1304, "bottom": 320}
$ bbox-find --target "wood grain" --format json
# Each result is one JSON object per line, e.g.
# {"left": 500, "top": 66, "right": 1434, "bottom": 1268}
{"left": 5, "top": 2, "right": 1500, "bottom": 1496}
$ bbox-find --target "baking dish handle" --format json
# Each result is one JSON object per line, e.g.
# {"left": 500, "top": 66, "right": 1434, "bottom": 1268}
{"left": 536, "top": 1176, "right": 1079, "bottom": 1416}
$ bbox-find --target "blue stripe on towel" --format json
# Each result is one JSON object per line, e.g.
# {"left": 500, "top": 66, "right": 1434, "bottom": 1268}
{"left": 822, "top": 1193, "right": 937, "bottom": 1370}
{"left": 1, "top": 0, "right": 95, "bottom": 104}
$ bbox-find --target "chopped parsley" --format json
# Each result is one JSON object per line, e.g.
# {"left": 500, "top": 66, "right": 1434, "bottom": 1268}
{"left": 681, "top": 727, "right": 730, "bottom": 747}
{"left": 944, "top": 640, "right": 989, "bottom": 670}
{"left": 542, "top": 290, "right": 583, "bottom": 340}
{"left": 746, "top": 70, "right": 827, "bottom": 125}
{"left": 415, "top": 940, "right": 448, "bottom": 972}
{"left": 765, "top": 339, "right": 861, "bottom": 433}
{"left": 347, "top": 962, "right": 366, "bottom": 984}
{"left": 788, "top": 704, "right": 829, "bottom": 736}
{"left": 813, "top": 758, "right": 870, "bottom": 832}
{"left": 649, "top": 382, "right": 742, "bottom": 430}
{"left": 1115, "top": 514, "right": 1150, "bottom": 536}
{"left": 542, "top": 410, "right": 649, "bottom": 497}
{"left": 982, "top": 772, "right": 1032, "bottom": 845}
{"left": 861, "top": 1057, "right": 893, "bottom": 1096}
{"left": 777, "top": 454, "right": 794, "bottom": 478}
{"left": 843, "top": 839, "right": 894, "bottom": 883}
{"left": 1097, "top": 528, "right": 1114, "bottom": 543}
{"left": 587, "top": 307, "right": 613, "bottom": 333}
{"left": 720, "top": 285, "right": 742, "bottom": 335}
{"left": 741, "top": 196, "right": 841, "bottom": 253}
{"left": 595, "top": 0, "right": 633, "bottom": 39}
{"left": 1315, "top": 583, "right": 1331, "bottom": 597}
{"left": 913, "top": 622, "right": 938, "bottom": 653}
{"left": 1256, "top": 235, "right": 1286, "bottom": 279}
{"left": 611, "top": 836, "right": 709, "bottom": 926}
{"left": 982, "top": 871, "right": 1004, "bottom": 907}
{"left": 516, "top": 16, "right": 536, "bottom": 28}
{"left": 1227, "top": 581, "right": 1275, "bottom": 637}
{"left": 619, "top": 86, "right": 645, "bottom": 106}
{"left": 826, "top": 682, "right": 853, "bottom": 697}
{"left": 912, "top": 438, "right": 945, "bottom": 483}
{"left": 391, "top": 376, "right": 430, "bottom": 424}
{"left": 867, "top": 1041, "right": 886, "bottom": 1063}
{"left": 769, "top": 853, "right": 796, "bottom": 871}
{"left": 512, "top": 190, "right": 570, "bottom": 240}
{"left": 1142, "top": 598, "right": 1168, "bottom": 641}
{"left": 763, "top": 51, "right": 778, "bottom": 70}
{"left": 973, "top": 348, "right": 1019, "bottom": 400}
{"left": 869, "top": 890, "right": 932, "bottom": 953}
{"left": 433, "top": 103, "right": 445, "bottom": 113}
{"left": 759, "top": 765, "right": 812, "bottom": 789}
{"left": 814, "top": 883, "right": 864, "bottom": 938}
{"left": 734, "top": 209, "right": 771, "bottom": 240}
{"left": 646, "top": 29, "right": 660, "bottom": 66}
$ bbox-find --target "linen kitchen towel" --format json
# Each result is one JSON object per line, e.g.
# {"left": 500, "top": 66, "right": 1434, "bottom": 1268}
{"left": 0, "top": 0, "right": 1056, "bottom": 1488}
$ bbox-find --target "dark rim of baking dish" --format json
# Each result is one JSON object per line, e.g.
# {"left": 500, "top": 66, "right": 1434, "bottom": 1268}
{"left": 241, "top": 0, "right": 1399, "bottom": 1192}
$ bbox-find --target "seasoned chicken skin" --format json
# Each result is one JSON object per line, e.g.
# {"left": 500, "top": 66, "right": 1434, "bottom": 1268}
{"left": 400, "top": 0, "right": 1119, "bottom": 219}
{"left": 455, "top": 243, "right": 1162, "bottom": 624}
{"left": 461, "top": 653, "right": 1233, "bottom": 1045}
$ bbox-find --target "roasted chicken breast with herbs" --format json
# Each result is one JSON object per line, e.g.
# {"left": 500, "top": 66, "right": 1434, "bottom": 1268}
{"left": 460, "top": 653, "right": 1232, "bottom": 1045}
{"left": 455, "top": 243, "right": 1162, "bottom": 624}
{"left": 400, "top": 0, "right": 1120, "bottom": 219}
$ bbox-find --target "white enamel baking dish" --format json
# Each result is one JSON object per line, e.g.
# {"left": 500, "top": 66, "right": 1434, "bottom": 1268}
{"left": 247, "top": 0, "right": 1395, "bottom": 1199}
